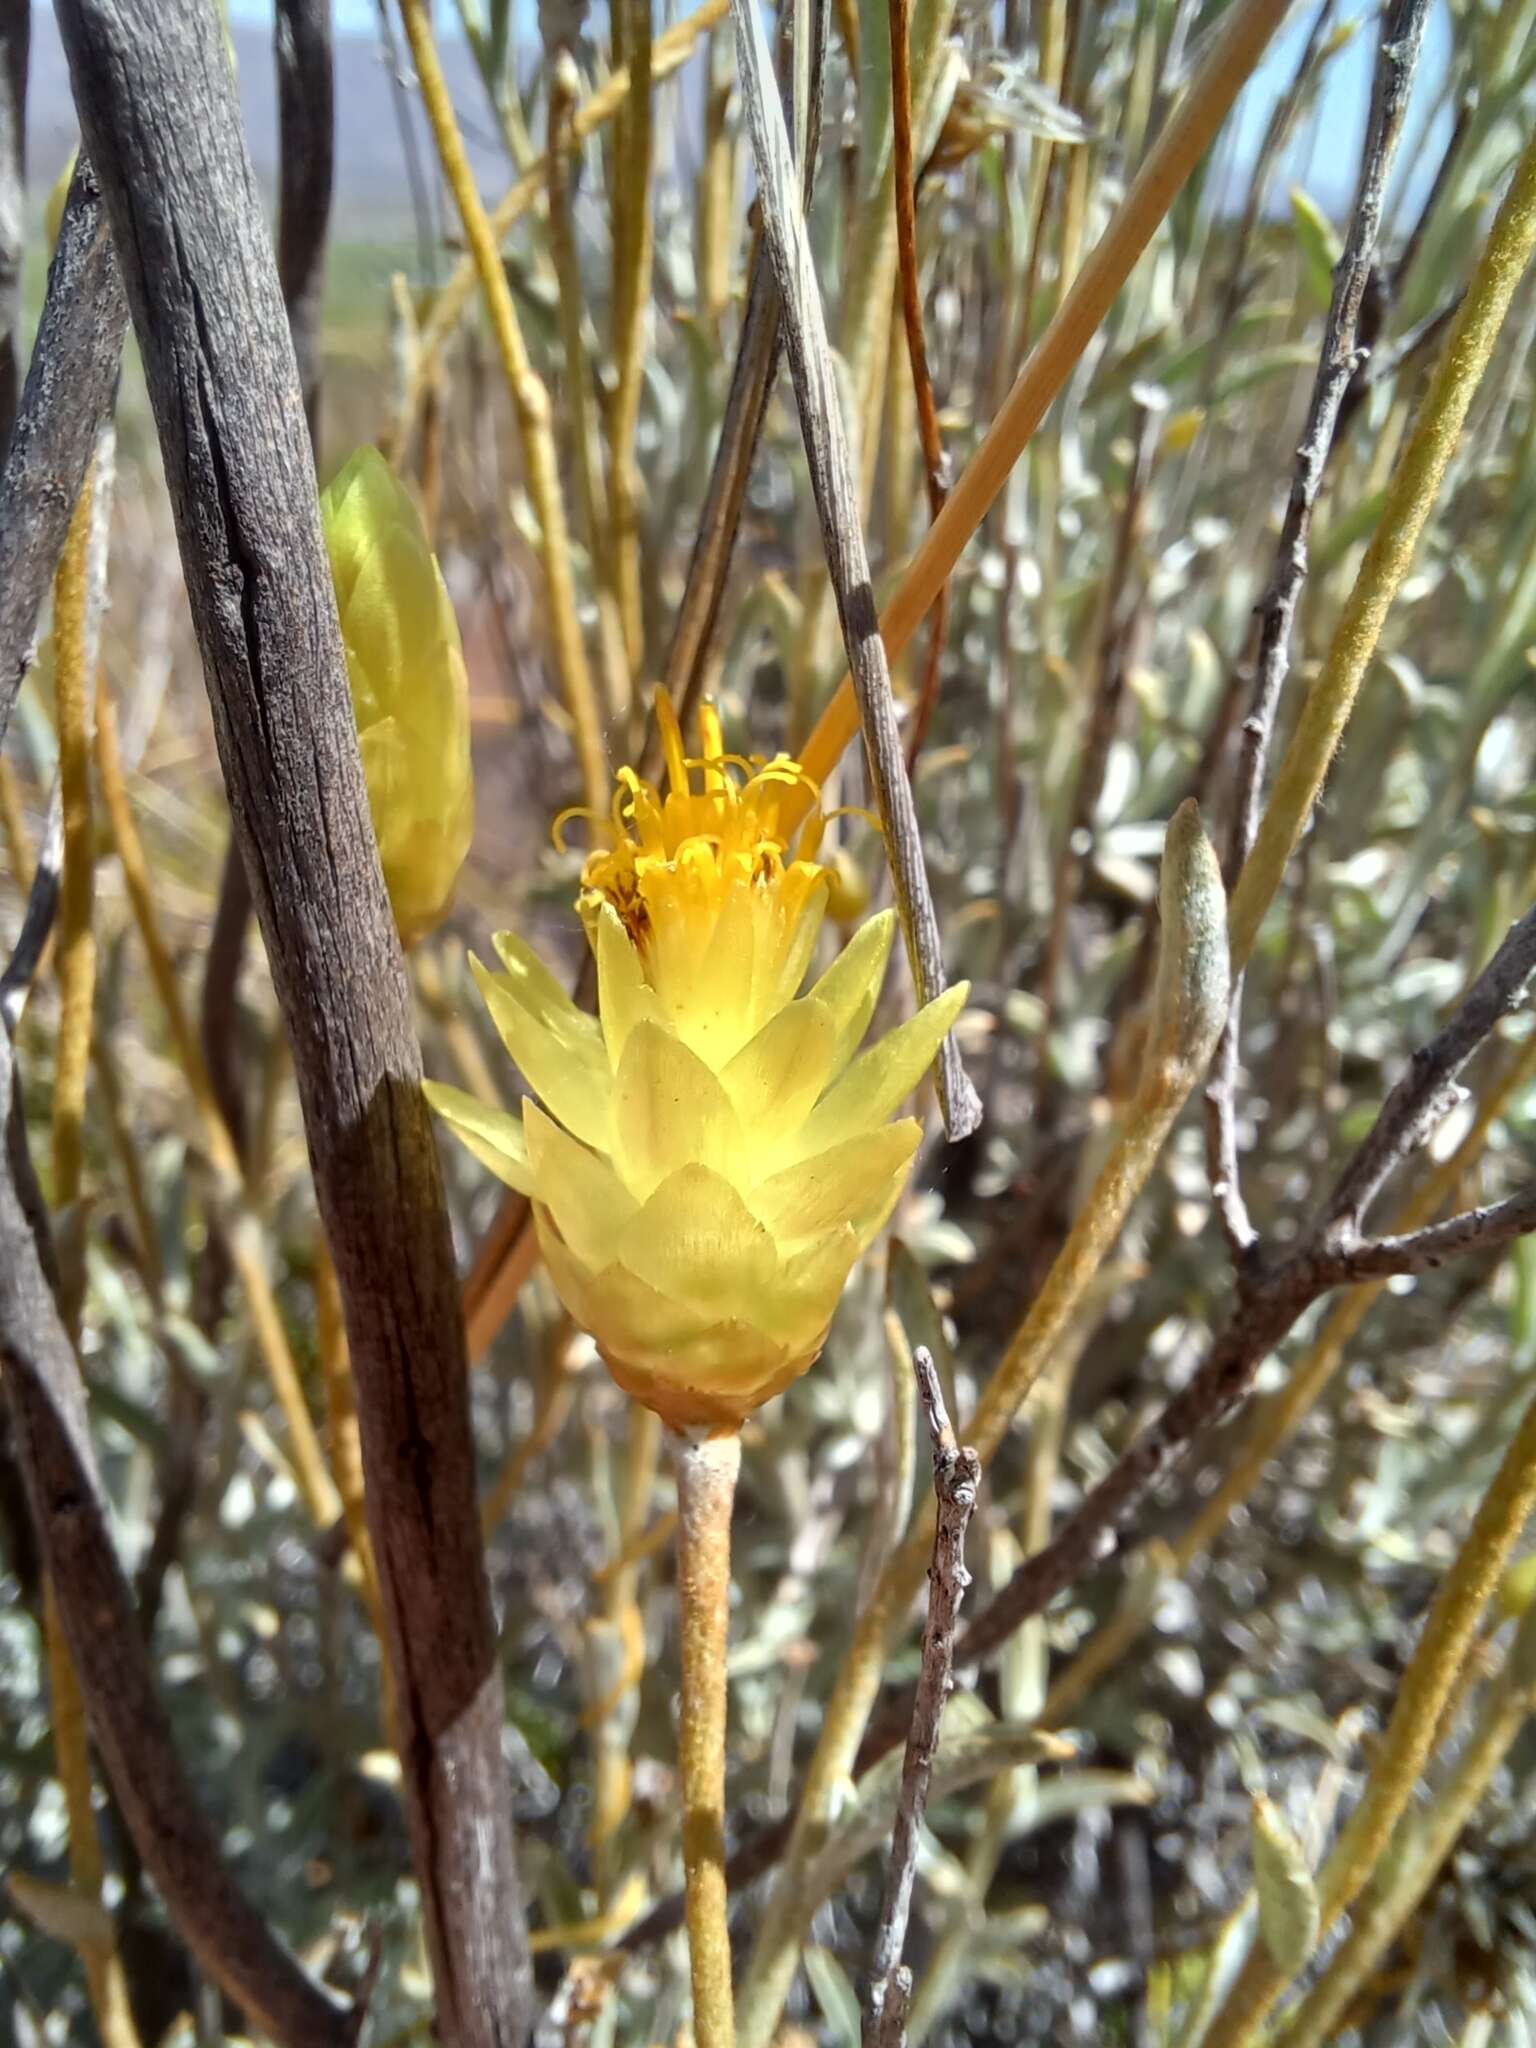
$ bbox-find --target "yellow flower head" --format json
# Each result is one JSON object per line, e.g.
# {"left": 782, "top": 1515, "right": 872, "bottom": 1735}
{"left": 321, "top": 447, "right": 474, "bottom": 947}
{"left": 427, "top": 693, "right": 967, "bottom": 1429}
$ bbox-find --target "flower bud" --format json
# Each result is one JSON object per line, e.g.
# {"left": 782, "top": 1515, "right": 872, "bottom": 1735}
{"left": 321, "top": 447, "right": 473, "bottom": 946}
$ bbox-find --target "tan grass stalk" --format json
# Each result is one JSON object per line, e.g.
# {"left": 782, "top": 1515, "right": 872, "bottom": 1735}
{"left": 396, "top": 0, "right": 608, "bottom": 817}
{"left": 93, "top": 685, "right": 341, "bottom": 1530}
{"left": 1203, "top": 1379, "right": 1536, "bottom": 2047}
{"left": 42, "top": 474, "right": 140, "bottom": 2048}
{"left": 393, "top": 0, "right": 730, "bottom": 456}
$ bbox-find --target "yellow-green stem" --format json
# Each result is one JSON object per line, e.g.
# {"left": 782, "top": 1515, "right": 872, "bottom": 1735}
{"left": 398, "top": 0, "right": 730, "bottom": 457}
{"left": 43, "top": 1586, "right": 141, "bottom": 2048}
{"left": 44, "top": 473, "right": 139, "bottom": 2048}
{"left": 672, "top": 1425, "right": 742, "bottom": 2048}
{"left": 547, "top": 53, "right": 631, "bottom": 726}
{"left": 0, "top": 753, "right": 33, "bottom": 892}
{"left": 396, "top": 0, "right": 608, "bottom": 817}
{"left": 697, "top": 25, "right": 736, "bottom": 328}
{"left": 1204, "top": 1381, "right": 1536, "bottom": 2048}
{"left": 588, "top": 1404, "right": 661, "bottom": 1895}
{"left": 1280, "top": 1605, "right": 1536, "bottom": 2048}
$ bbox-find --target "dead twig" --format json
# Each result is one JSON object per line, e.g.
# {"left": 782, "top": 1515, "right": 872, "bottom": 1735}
{"left": 863, "top": 1348, "right": 980, "bottom": 2048}
{"left": 1204, "top": 0, "right": 1431, "bottom": 1258}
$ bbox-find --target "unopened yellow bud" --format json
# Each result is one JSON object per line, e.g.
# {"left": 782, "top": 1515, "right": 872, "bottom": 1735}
{"left": 321, "top": 448, "right": 474, "bottom": 946}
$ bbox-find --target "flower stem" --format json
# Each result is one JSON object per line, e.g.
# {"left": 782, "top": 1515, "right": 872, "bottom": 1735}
{"left": 671, "top": 1425, "right": 742, "bottom": 2048}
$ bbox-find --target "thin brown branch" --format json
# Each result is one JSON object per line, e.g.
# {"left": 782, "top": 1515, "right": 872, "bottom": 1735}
{"left": 1331, "top": 1186, "right": 1536, "bottom": 1281}
{"left": 1204, "top": 0, "right": 1432, "bottom": 1259}
{"left": 1325, "top": 903, "right": 1536, "bottom": 1235}
{"left": 200, "top": 0, "right": 332, "bottom": 1192}
{"left": 274, "top": 0, "right": 333, "bottom": 447}
{"left": 863, "top": 1348, "right": 980, "bottom": 2048}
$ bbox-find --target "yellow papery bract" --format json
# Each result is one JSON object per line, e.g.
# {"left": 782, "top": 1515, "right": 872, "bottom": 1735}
{"left": 431, "top": 692, "right": 968, "bottom": 1427}
{"left": 421, "top": 1080, "right": 532, "bottom": 1193}
{"left": 321, "top": 446, "right": 473, "bottom": 947}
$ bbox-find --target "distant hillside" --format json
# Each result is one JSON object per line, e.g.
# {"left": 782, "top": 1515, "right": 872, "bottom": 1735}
{"left": 27, "top": 7, "right": 497, "bottom": 235}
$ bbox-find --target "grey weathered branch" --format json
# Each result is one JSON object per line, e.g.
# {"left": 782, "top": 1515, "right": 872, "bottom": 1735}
{"left": 1325, "top": 903, "right": 1536, "bottom": 1235}
{"left": 274, "top": 0, "right": 334, "bottom": 445}
{"left": 730, "top": 0, "right": 981, "bottom": 1141}
{"left": 1333, "top": 1187, "right": 1536, "bottom": 1281}
{"left": 201, "top": 0, "right": 335, "bottom": 1172}
{"left": 53, "top": 4, "right": 532, "bottom": 2042}
{"left": 863, "top": 1349, "right": 980, "bottom": 2048}
{"left": 1205, "top": 0, "right": 1431, "bottom": 1258}
{"left": 0, "top": 1033, "right": 358, "bottom": 2048}
{"left": 0, "top": 154, "right": 128, "bottom": 749}
{"left": 0, "top": 2, "right": 26, "bottom": 465}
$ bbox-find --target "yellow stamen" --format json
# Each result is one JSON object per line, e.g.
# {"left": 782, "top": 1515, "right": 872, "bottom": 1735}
{"left": 577, "top": 689, "right": 836, "bottom": 1068}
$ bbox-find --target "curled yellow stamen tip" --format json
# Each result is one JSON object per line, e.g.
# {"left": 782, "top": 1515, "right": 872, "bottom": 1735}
{"left": 551, "top": 804, "right": 609, "bottom": 854}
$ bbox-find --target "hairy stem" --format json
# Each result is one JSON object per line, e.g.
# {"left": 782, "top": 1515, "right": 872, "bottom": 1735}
{"left": 672, "top": 1426, "right": 743, "bottom": 2048}
{"left": 396, "top": 0, "right": 608, "bottom": 815}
